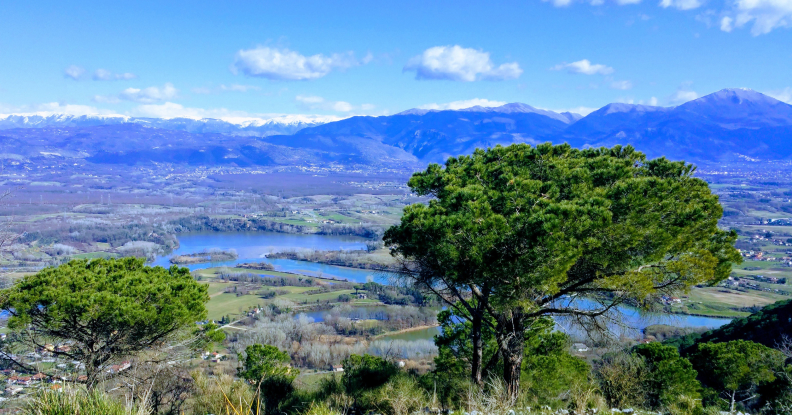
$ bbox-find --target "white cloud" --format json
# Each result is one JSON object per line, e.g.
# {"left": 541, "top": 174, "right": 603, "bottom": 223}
{"left": 551, "top": 59, "right": 614, "bottom": 75}
{"left": 721, "top": 16, "right": 734, "bottom": 31}
{"left": 127, "top": 101, "right": 344, "bottom": 123}
{"left": 417, "top": 98, "right": 508, "bottom": 110}
{"left": 610, "top": 80, "right": 634, "bottom": 90}
{"left": 0, "top": 102, "right": 119, "bottom": 117}
{"left": 403, "top": 45, "right": 522, "bottom": 82}
{"left": 720, "top": 0, "right": 792, "bottom": 35}
{"left": 660, "top": 0, "right": 704, "bottom": 10}
{"left": 232, "top": 47, "right": 361, "bottom": 81}
{"left": 92, "top": 69, "right": 137, "bottom": 81}
{"left": 767, "top": 87, "right": 792, "bottom": 103}
{"left": 294, "top": 95, "right": 373, "bottom": 113}
{"left": 117, "top": 83, "right": 178, "bottom": 104}
{"left": 648, "top": 96, "right": 659, "bottom": 106}
{"left": 192, "top": 84, "right": 261, "bottom": 94}
{"left": 64, "top": 65, "right": 86, "bottom": 80}
{"left": 668, "top": 89, "right": 699, "bottom": 105}
{"left": 92, "top": 95, "right": 121, "bottom": 104}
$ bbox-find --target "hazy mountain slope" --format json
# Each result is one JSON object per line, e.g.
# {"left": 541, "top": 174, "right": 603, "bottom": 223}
{"left": 0, "top": 124, "right": 419, "bottom": 170}
{"left": 294, "top": 104, "right": 575, "bottom": 163}
{"left": 0, "top": 114, "right": 336, "bottom": 137}
{"left": 563, "top": 89, "right": 792, "bottom": 161}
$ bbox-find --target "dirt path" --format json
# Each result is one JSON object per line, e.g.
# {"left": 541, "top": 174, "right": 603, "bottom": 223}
{"left": 372, "top": 324, "right": 439, "bottom": 339}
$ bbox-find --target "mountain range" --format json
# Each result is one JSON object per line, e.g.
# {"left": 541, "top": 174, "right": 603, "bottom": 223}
{"left": 0, "top": 113, "right": 337, "bottom": 137}
{"left": 1, "top": 88, "right": 791, "bottom": 171}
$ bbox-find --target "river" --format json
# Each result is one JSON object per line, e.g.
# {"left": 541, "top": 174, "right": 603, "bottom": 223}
{"left": 151, "top": 231, "right": 389, "bottom": 283}
{"left": 153, "top": 231, "right": 734, "bottom": 342}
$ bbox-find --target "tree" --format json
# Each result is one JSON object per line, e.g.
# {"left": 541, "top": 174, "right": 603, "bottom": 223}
{"left": 238, "top": 344, "right": 298, "bottom": 415}
{"left": 633, "top": 342, "right": 701, "bottom": 411}
{"left": 691, "top": 340, "right": 787, "bottom": 413}
{"left": 0, "top": 257, "right": 209, "bottom": 389}
{"left": 521, "top": 327, "right": 589, "bottom": 407}
{"left": 342, "top": 354, "right": 398, "bottom": 408}
{"left": 384, "top": 143, "right": 740, "bottom": 397}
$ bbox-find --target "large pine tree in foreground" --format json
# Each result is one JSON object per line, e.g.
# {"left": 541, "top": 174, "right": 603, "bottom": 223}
{"left": 384, "top": 143, "right": 741, "bottom": 398}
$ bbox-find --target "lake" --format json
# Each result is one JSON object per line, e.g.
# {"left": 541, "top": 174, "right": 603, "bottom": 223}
{"left": 151, "top": 231, "right": 389, "bottom": 283}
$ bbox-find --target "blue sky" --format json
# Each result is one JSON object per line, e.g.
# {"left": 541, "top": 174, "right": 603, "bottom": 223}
{"left": 0, "top": 0, "right": 790, "bottom": 120}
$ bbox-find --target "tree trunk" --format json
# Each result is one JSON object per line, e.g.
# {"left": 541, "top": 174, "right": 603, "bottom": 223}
{"left": 471, "top": 306, "right": 483, "bottom": 386}
{"left": 730, "top": 390, "right": 736, "bottom": 413}
{"left": 498, "top": 308, "right": 525, "bottom": 401}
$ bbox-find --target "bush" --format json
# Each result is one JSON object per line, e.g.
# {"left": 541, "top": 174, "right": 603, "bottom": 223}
{"left": 23, "top": 387, "right": 149, "bottom": 415}
{"left": 191, "top": 372, "right": 257, "bottom": 415}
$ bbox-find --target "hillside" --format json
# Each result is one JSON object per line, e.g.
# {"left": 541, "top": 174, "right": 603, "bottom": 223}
{"left": 667, "top": 299, "right": 792, "bottom": 354}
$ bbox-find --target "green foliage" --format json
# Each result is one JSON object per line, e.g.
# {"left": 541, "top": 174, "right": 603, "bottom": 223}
{"left": 385, "top": 143, "right": 741, "bottom": 394}
{"left": 690, "top": 340, "right": 788, "bottom": 412}
{"left": 595, "top": 351, "right": 649, "bottom": 409}
{"left": 0, "top": 257, "right": 209, "bottom": 388}
{"left": 238, "top": 344, "right": 298, "bottom": 415}
{"left": 23, "top": 387, "right": 148, "bottom": 415}
{"left": 672, "top": 299, "right": 792, "bottom": 354}
{"left": 521, "top": 328, "right": 589, "bottom": 407}
{"left": 633, "top": 342, "right": 701, "bottom": 411}
{"left": 197, "top": 322, "right": 227, "bottom": 349}
{"left": 341, "top": 354, "right": 398, "bottom": 403}
{"left": 385, "top": 143, "right": 740, "bottom": 313}
{"left": 239, "top": 344, "right": 296, "bottom": 383}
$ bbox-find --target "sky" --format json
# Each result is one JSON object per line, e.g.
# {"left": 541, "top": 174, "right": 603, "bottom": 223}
{"left": 0, "top": 0, "right": 790, "bottom": 121}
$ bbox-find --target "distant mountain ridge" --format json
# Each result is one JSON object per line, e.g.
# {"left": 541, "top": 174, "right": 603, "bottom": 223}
{"left": 2, "top": 88, "right": 792, "bottom": 171}
{"left": 0, "top": 113, "right": 339, "bottom": 137}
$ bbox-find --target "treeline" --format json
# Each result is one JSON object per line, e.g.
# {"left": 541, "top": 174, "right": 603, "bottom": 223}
{"left": 18, "top": 221, "right": 177, "bottom": 250}
{"left": 167, "top": 215, "right": 382, "bottom": 238}
{"left": 216, "top": 270, "right": 317, "bottom": 287}
{"left": 267, "top": 249, "right": 396, "bottom": 271}
{"left": 360, "top": 281, "right": 440, "bottom": 307}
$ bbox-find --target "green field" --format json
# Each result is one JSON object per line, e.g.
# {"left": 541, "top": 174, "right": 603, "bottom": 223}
{"left": 679, "top": 286, "right": 789, "bottom": 317}
{"left": 205, "top": 281, "right": 367, "bottom": 321}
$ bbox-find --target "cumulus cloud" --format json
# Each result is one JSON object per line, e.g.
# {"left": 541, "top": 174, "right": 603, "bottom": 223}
{"left": 659, "top": 0, "right": 704, "bottom": 9}
{"left": 64, "top": 65, "right": 86, "bottom": 80}
{"left": 295, "top": 95, "right": 375, "bottom": 113}
{"left": 668, "top": 89, "right": 699, "bottom": 105}
{"left": 610, "top": 80, "right": 634, "bottom": 90}
{"left": 93, "top": 69, "right": 137, "bottom": 81}
{"left": 119, "top": 83, "right": 178, "bottom": 103}
{"left": 93, "top": 83, "right": 177, "bottom": 104}
{"left": 767, "top": 87, "right": 792, "bottom": 103}
{"left": 719, "top": 0, "right": 792, "bottom": 35}
{"left": 232, "top": 47, "right": 361, "bottom": 81}
{"left": 417, "top": 98, "right": 508, "bottom": 110}
{"left": 403, "top": 46, "right": 522, "bottom": 82}
{"left": 551, "top": 59, "right": 614, "bottom": 75}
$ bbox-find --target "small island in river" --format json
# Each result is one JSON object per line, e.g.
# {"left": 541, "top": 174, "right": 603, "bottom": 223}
{"left": 170, "top": 249, "right": 238, "bottom": 264}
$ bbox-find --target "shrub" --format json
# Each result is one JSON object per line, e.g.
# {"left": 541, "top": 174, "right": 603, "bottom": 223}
{"left": 191, "top": 372, "right": 257, "bottom": 415}
{"left": 23, "top": 387, "right": 149, "bottom": 415}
